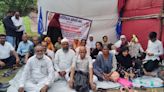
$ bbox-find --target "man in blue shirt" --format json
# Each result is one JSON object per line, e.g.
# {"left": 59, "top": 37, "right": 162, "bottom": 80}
{"left": 17, "top": 34, "right": 33, "bottom": 64}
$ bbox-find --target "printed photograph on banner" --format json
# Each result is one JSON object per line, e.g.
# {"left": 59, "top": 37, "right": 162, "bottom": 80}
{"left": 48, "top": 12, "right": 55, "bottom": 25}
{"left": 46, "top": 11, "right": 92, "bottom": 42}
{"left": 45, "top": 12, "right": 62, "bottom": 44}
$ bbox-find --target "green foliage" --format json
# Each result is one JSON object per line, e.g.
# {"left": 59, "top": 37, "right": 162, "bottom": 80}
{"left": 0, "top": 21, "right": 5, "bottom": 34}
{"left": 0, "top": 0, "right": 37, "bottom": 20}
{"left": 0, "top": 16, "right": 37, "bottom": 36}
{"left": 0, "top": 0, "right": 38, "bottom": 36}
{"left": 0, "top": 1, "right": 9, "bottom": 20}
{"left": 23, "top": 16, "right": 38, "bottom": 36}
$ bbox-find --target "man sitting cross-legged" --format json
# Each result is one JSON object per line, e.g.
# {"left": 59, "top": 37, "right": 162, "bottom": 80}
{"left": 143, "top": 32, "right": 163, "bottom": 76}
{"left": 0, "top": 34, "right": 20, "bottom": 68}
{"left": 68, "top": 46, "right": 97, "bottom": 91}
{"left": 24, "top": 36, "right": 40, "bottom": 63}
{"left": 54, "top": 38, "right": 75, "bottom": 81}
{"left": 18, "top": 45, "right": 55, "bottom": 92}
{"left": 17, "top": 33, "right": 33, "bottom": 64}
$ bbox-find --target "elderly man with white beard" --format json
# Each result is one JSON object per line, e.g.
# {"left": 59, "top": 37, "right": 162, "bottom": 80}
{"left": 54, "top": 38, "right": 75, "bottom": 81}
{"left": 18, "top": 45, "right": 55, "bottom": 92}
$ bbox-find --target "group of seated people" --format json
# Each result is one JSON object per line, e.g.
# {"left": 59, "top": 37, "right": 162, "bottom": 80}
{"left": 0, "top": 31, "right": 163, "bottom": 92}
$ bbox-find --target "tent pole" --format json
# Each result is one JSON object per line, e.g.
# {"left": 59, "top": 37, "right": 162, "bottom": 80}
{"left": 159, "top": 0, "right": 164, "bottom": 40}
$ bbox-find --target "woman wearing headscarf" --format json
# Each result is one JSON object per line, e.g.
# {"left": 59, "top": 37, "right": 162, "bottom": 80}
{"left": 44, "top": 37, "right": 55, "bottom": 51}
{"left": 91, "top": 42, "right": 103, "bottom": 59}
{"left": 116, "top": 47, "right": 143, "bottom": 80}
{"left": 129, "top": 35, "right": 144, "bottom": 59}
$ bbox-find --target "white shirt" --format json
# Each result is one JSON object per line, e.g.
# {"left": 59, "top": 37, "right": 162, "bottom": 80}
{"left": 87, "top": 40, "right": 96, "bottom": 49}
{"left": 54, "top": 49, "right": 75, "bottom": 72}
{"left": 114, "top": 40, "right": 122, "bottom": 48}
{"left": 19, "top": 55, "right": 55, "bottom": 87}
{"left": 0, "top": 42, "right": 14, "bottom": 59}
{"left": 145, "top": 40, "right": 163, "bottom": 61}
{"left": 129, "top": 42, "right": 144, "bottom": 58}
{"left": 72, "top": 55, "right": 93, "bottom": 73}
{"left": 11, "top": 16, "right": 25, "bottom": 32}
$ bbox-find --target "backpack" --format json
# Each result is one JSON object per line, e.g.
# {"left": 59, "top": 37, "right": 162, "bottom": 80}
{"left": 73, "top": 71, "right": 90, "bottom": 92}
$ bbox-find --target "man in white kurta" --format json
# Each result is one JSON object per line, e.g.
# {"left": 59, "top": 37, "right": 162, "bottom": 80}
{"left": 86, "top": 35, "right": 96, "bottom": 52}
{"left": 54, "top": 38, "right": 75, "bottom": 81}
{"left": 18, "top": 45, "right": 55, "bottom": 92}
{"left": 144, "top": 32, "right": 163, "bottom": 73}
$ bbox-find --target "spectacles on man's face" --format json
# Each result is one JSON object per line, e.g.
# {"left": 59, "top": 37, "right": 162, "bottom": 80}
{"left": 62, "top": 43, "right": 69, "bottom": 46}
{"left": 42, "top": 45, "right": 47, "bottom": 47}
{"left": 103, "top": 49, "right": 109, "bottom": 52}
{"left": 0, "top": 37, "right": 6, "bottom": 39}
{"left": 79, "top": 51, "right": 86, "bottom": 54}
{"left": 36, "top": 49, "right": 44, "bottom": 53}
{"left": 33, "top": 39, "right": 38, "bottom": 41}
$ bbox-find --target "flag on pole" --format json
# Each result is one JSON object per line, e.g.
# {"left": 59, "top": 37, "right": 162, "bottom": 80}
{"left": 38, "top": 7, "right": 44, "bottom": 35}
{"left": 116, "top": 18, "right": 122, "bottom": 39}
{"left": 116, "top": 0, "right": 126, "bottom": 39}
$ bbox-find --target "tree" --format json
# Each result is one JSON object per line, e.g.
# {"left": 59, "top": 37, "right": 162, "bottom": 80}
{"left": 0, "top": 1, "right": 9, "bottom": 20}
{"left": 0, "top": 0, "right": 37, "bottom": 21}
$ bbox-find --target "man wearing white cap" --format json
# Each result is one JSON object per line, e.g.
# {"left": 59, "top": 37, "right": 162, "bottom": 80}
{"left": 54, "top": 38, "right": 75, "bottom": 81}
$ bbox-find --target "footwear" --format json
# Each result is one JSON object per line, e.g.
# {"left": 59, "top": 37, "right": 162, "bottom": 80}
{"left": 134, "top": 86, "right": 146, "bottom": 91}
{"left": 2, "top": 72, "right": 10, "bottom": 77}
{"left": 0, "top": 83, "right": 10, "bottom": 88}
{"left": 0, "top": 87, "right": 7, "bottom": 92}
{"left": 120, "top": 87, "right": 126, "bottom": 92}
{"left": 0, "top": 83, "right": 10, "bottom": 92}
{"left": 12, "top": 65, "right": 19, "bottom": 70}
{"left": 2, "top": 70, "right": 13, "bottom": 77}
{"left": 0, "top": 66, "right": 3, "bottom": 69}
{"left": 97, "top": 88, "right": 107, "bottom": 92}
{"left": 140, "top": 86, "right": 146, "bottom": 90}
{"left": 128, "top": 87, "right": 134, "bottom": 92}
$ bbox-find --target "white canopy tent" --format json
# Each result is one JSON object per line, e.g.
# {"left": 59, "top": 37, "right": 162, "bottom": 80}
{"left": 38, "top": 0, "right": 118, "bottom": 43}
